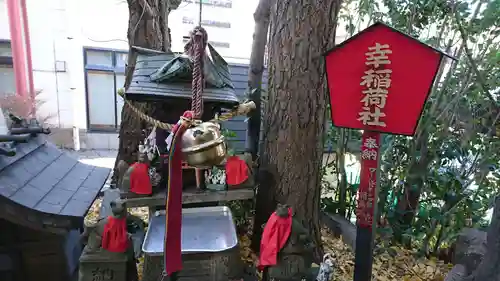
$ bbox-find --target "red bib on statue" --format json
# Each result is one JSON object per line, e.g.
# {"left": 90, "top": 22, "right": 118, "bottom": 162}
{"left": 258, "top": 208, "right": 292, "bottom": 271}
{"left": 129, "top": 162, "right": 152, "bottom": 195}
{"left": 225, "top": 156, "right": 249, "bottom": 186}
{"left": 101, "top": 216, "right": 129, "bottom": 253}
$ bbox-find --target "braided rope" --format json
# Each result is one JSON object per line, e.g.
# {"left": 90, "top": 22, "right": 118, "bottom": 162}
{"left": 116, "top": 25, "right": 255, "bottom": 131}
{"left": 186, "top": 27, "right": 208, "bottom": 119}
{"left": 121, "top": 95, "right": 173, "bottom": 130}
{"left": 118, "top": 90, "right": 255, "bottom": 130}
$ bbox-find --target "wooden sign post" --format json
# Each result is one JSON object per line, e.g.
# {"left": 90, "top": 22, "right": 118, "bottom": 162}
{"left": 353, "top": 130, "right": 382, "bottom": 281}
{"left": 323, "top": 22, "right": 452, "bottom": 281}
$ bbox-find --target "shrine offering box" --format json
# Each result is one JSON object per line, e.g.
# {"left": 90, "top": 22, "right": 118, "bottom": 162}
{"left": 141, "top": 206, "right": 241, "bottom": 281}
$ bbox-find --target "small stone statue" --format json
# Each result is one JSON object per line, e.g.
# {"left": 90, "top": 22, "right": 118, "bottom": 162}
{"left": 266, "top": 204, "right": 314, "bottom": 281}
{"left": 225, "top": 153, "right": 255, "bottom": 189}
{"left": 80, "top": 200, "right": 132, "bottom": 255}
{"left": 115, "top": 160, "right": 130, "bottom": 189}
{"left": 79, "top": 200, "right": 138, "bottom": 281}
{"left": 117, "top": 159, "right": 132, "bottom": 198}
{"left": 118, "top": 150, "right": 160, "bottom": 199}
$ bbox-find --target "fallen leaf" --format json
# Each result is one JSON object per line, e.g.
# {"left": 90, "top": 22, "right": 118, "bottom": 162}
{"left": 84, "top": 200, "right": 453, "bottom": 281}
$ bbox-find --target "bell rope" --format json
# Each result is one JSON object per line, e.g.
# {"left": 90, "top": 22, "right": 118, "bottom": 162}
{"left": 163, "top": 25, "right": 208, "bottom": 280}
{"left": 185, "top": 26, "right": 208, "bottom": 119}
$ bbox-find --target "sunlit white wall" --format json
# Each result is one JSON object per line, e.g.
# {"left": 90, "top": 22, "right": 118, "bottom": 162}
{"left": 169, "top": 0, "right": 258, "bottom": 62}
{"left": 0, "top": 0, "right": 347, "bottom": 131}
{"left": 0, "top": 0, "right": 130, "bottom": 129}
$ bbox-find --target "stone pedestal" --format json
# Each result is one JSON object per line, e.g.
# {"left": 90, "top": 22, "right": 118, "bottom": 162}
{"left": 267, "top": 254, "right": 312, "bottom": 281}
{"left": 142, "top": 249, "right": 242, "bottom": 281}
{"left": 79, "top": 252, "right": 128, "bottom": 281}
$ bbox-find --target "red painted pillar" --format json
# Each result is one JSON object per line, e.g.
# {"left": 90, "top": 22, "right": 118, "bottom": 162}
{"left": 20, "top": 0, "right": 36, "bottom": 104}
{"left": 6, "top": 0, "right": 28, "bottom": 98}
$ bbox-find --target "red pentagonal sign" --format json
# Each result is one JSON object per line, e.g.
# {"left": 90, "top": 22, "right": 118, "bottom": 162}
{"left": 324, "top": 22, "right": 446, "bottom": 136}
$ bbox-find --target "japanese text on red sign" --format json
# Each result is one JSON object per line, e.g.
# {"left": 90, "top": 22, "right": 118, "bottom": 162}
{"left": 357, "top": 43, "right": 393, "bottom": 127}
{"left": 356, "top": 132, "right": 380, "bottom": 228}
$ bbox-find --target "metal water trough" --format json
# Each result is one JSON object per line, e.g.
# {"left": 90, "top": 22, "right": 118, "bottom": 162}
{"left": 141, "top": 206, "right": 241, "bottom": 281}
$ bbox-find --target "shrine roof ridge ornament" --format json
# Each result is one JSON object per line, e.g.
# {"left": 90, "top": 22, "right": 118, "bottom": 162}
{"left": 323, "top": 22, "right": 457, "bottom": 61}
{"left": 323, "top": 21, "right": 456, "bottom": 136}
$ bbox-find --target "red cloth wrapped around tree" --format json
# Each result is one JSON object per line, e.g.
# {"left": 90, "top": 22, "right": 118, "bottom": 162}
{"left": 129, "top": 162, "right": 152, "bottom": 195}
{"left": 258, "top": 208, "right": 293, "bottom": 271}
{"left": 101, "top": 216, "right": 129, "bottom": 253}
{"left": 225, "top": 156, "right": 249, "bottom": 186}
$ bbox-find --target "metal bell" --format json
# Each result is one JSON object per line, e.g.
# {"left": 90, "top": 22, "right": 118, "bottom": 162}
{"left": 181, "top": 121, "right": 227, "bottom": 168}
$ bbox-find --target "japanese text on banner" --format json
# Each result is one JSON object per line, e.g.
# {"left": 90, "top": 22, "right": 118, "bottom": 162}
{"left": 358, "top": 43, "right": 393, "bottom": 127}
{"left": 356, "top": 132, "right": 380, "bottom": 228}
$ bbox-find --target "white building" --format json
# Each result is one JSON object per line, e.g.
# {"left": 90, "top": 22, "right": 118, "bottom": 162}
{"left": 0, "top": 0, "right": 346, "bottom": 150}
{"left": 170, "top": 0, "right": 258, "bottom": 62}
{"left": 0, "top": 0, "right": 259, "bottom": 149}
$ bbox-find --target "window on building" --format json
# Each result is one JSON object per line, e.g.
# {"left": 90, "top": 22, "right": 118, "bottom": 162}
{"left": 182, "top": 17, "right": 231, "bottom": 28}
{"left": 182, "top": 17, "right": 195, "bottom": 25}
{"left": 84, "top": 49, "right": 127, "bottom": 130}
{"left": 182, "top": 36, "right": 230, "bottom": 49}
{"left": 0, "top": 41, "right": 16, "bottom": 97}
{"left": 182, "top": 0, "right": 232, "bottom": 8}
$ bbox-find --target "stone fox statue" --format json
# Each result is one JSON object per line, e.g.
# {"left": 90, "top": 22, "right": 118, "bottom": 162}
{"left": 117, "top": 151, "right": 161, "bottom": 199}
{"left": 79, "top": 200, "right": 141, "bottom": 281}
{"left": 80, "top": 199, "right": 131, "bottom": 254}
{"left": 116, "top": 159, "right": 134, "bottom": 199}
{"left": 265, "top": 204, "right": 315, "bottom": 281}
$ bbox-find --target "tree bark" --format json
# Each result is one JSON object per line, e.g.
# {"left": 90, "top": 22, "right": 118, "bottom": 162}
{"left": 336, "top": 128, "right": 348, "bottom": 217}
{"left": 113, "top": 0, "right": 178, "bottom": 180}
{"left": 245, "top": 0, "right": 271, "bottom": 159}
{"left": 251, "top": 0, "right": 342, "bottom": 261}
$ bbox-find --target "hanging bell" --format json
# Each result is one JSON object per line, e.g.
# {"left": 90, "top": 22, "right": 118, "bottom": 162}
{"left": 181, "top": 121, "right": 227, "bottom": 168}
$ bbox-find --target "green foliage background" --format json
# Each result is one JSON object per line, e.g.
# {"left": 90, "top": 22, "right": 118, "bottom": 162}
{"left": 321, "top": 0, "right": 500, "bottom": 256}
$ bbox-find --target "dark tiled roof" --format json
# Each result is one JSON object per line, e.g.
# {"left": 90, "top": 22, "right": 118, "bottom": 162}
{"left": 126, "top": 48, "right": 240, "bottom": 105}
{"left": 0, "top": 136, "right": 109, "bottom": 231}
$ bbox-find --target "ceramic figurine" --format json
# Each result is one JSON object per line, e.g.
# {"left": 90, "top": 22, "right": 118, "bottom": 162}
{"left": 315, "top": 253, "right": 335, "bottom": 281}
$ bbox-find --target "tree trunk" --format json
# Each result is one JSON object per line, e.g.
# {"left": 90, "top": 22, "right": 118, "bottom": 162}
{"left": 393, "top": 134, "right": 430, "bottom": 243}
{"left": 113, "top": 0, "right": 178, "bottom": 180}
{"left": 245, "top": 0, "right": 271, "bottom": 159}
{"left": 246, "top": 0, "right": 271, "bottom": 252}
{"left": 336, "top": 128, "right": 348, "bottom": 217}
{"left": 251, "top": 0, "right": 342, "bottom": 261}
